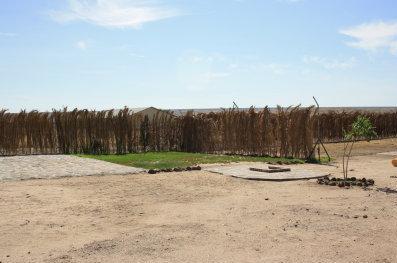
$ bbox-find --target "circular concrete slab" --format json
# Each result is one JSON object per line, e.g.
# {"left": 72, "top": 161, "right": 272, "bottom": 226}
{"left": 205, "top": 163, "right": 330, "bottom": 181}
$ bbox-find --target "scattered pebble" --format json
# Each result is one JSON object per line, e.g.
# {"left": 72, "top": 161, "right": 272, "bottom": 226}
{"left": 148, "top": 166, "right": 201, "bottom": 174}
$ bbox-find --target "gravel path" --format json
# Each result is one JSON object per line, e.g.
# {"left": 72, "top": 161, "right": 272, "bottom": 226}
{"left": 0, "top": 155, "right": 145, "bottom": 181}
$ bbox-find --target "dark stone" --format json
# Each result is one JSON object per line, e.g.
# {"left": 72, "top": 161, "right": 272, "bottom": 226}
{"left": 329, "top": 181, "right": 337, "bottom": 186}
{"left": 331, "top": 177, "right": 336, "bottom": 181}
{"left": 345, "top": 182, "right": 351, "bottom": 187}
{"left": 361, "top": 177, "right": 367, "bottom": 182}
{"left": 338, "top": 182, "right": 345, "bottom": 187}
{"left": 367, "top": 179, "right": 375, "bottom": 185}
{"left": 148, "top": 169, "right": 156, "bottom": 174}
{"left": 351, "top": 177, "right": 357, "bottom": 181}
{"left": 357, "top": 182, "right": 363, "bottom": 187}
{"left": 363, "top": 215, "right": 368, "bottom": 218}
{"left": 186, "top": 166, "right": 192, "bottom": 171}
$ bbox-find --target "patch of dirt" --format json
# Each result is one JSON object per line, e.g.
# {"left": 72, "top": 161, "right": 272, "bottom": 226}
{"left": 321, "top": 138, "right": 397, "bottom": 157}
{"left": 1, "top": 141, "right": 397, "bottom": 262}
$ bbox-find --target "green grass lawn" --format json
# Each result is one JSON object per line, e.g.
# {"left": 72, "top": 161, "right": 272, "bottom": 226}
{"left": 77, "top": 152, "right": 304, "bottom": 169}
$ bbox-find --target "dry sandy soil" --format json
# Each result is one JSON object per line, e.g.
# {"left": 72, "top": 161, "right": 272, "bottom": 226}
{"left": 1, "top": 141, "right": 397, "bottom": 263}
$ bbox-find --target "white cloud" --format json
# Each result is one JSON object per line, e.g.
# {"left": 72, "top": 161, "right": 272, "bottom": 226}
{"left": 303, "top": 56, "right": 356, "bottom": 69}
{"left": 340, "top": 21, "right": 397, "bottom": 55}
{"left": 50, "top": 0, "right": 181, "bottom": 29}
{"left": 75, "top": 40, "right": 88, "bottom": 50}
{"left": 202, "top": 72, "right": 230, "bottom": 81}
{"left": 277, "top": 0, "right": 304, "bottom": 3}
{"left": 129, "top": 52, "right": 144, "bottom": 58}
{"left": 0, "top": 32, "right": 17, "bottom": 37}
{"left": 251, "top": 63, "right": 290, "bottom": 75}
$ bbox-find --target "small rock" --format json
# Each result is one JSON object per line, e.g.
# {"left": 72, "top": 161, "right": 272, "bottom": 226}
{"left": 363, "top": 215, "right": 368, "bottom": 218}
{"left": 265, "top": 198, "right": 269, "bottom": 201}
{"left": 148, "top": 169, "right": 156, "bottom": 174}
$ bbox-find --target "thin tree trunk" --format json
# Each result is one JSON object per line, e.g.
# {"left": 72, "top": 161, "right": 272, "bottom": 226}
{"left": 342, "top": 141, "right": 349, "bottom": 179}
{"left": 345, "top": 141, "right": 355, "bottom": 180}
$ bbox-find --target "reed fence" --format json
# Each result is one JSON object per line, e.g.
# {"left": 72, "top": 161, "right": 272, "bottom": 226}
{"left": 1, "top": 107, "right": 396, "bottom": 158}
{"left": 315, "top": 111, "right": 397, "bottom": 142}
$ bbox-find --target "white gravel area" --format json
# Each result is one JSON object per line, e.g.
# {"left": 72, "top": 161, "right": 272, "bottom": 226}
{"left": 0, "top": 155, "right": 145, "bottom": 181}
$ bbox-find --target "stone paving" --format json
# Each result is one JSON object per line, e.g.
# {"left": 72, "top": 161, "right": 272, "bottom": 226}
{"left": 0, "top": 155, "right": 145, "bottom": 181}
{"left": 204, "top": 163, "right": 331, "bottom": 181}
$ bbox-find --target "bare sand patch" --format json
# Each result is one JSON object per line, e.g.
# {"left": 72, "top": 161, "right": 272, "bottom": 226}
{"left": 1, "top": 151, "right": 397, "bottom": 262}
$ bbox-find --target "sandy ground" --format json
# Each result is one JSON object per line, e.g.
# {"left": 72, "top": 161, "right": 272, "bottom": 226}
{"left": 322, "top": 137, "right": 397, "bottom": 158}
{"left": 1, "top": 143, "right": 397, "bottom": 263}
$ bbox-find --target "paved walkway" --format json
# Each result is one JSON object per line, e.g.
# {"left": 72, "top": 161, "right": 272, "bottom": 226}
{"left": 204, "top": 163, "right": 330, "bottom": 181}
{"left": 0, "top": 155, "right": 145, "bottom": 181}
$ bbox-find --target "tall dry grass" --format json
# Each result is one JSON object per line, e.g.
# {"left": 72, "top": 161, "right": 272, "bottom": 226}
{"left": 315, "top": 111, "right": 397, "bottom": 142}
{"left": 1, "top": 107, "right": 396, "bottom": 158}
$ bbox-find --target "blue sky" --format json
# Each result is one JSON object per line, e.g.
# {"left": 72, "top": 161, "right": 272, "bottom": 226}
{"left": 1, "top": 0, "right": 397, "bottom": 112}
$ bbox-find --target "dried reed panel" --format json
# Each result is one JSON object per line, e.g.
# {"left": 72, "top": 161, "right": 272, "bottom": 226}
{"left": 1, "top": 107, "right": 396, "bottom": 158}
